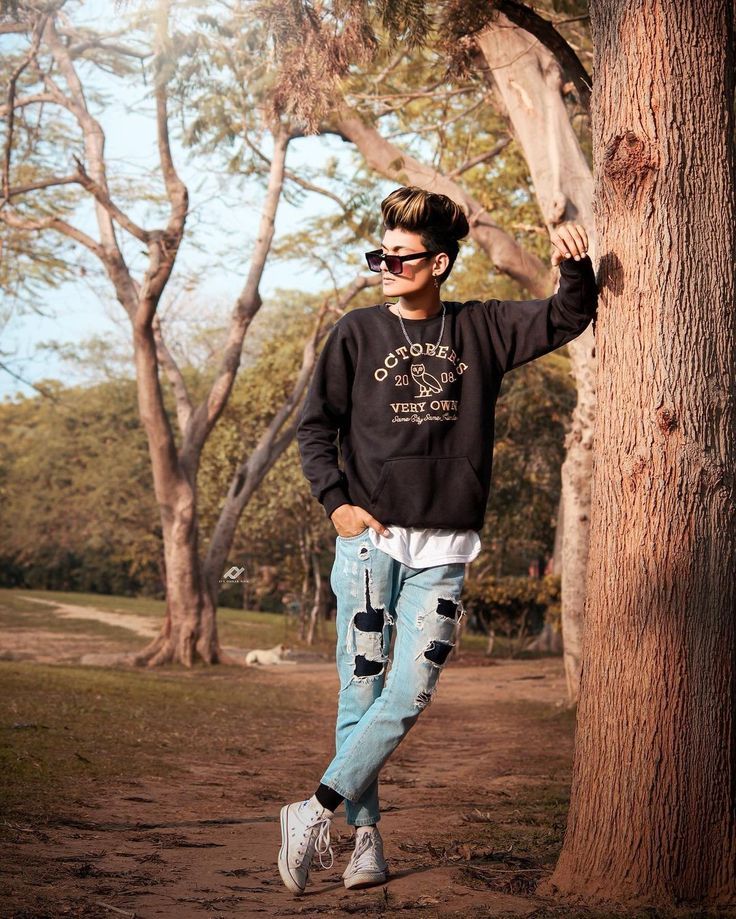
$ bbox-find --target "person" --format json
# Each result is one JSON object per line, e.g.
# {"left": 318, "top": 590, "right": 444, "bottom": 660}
{"left": 278, "top": 186, "right": 598, "bottom": 895}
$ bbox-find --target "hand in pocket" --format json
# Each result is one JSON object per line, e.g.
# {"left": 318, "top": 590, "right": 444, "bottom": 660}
{"left": 330, "top": 504, "right": 390, "bottom": 538}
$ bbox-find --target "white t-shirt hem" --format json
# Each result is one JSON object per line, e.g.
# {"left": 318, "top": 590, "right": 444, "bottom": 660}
{"left": 367, "top": 525, "right": 481, "bottom": 568}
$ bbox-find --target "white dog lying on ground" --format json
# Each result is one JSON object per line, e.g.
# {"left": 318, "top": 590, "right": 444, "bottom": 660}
{"left": 244, "top": 643, "right": 296, "bottom": 666}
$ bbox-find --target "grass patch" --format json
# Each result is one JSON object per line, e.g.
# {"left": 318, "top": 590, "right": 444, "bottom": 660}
{"left": 0, "top": 660, "right": 323, "bottom": 823}
{"left": 1, "top": 588, "right": 172, "bottom": 618}
{"left": 460, "top": 780, "right": 571, "bottom": 862}
{"left": 0, "top": 588, "right": 554, "bottom": 662}
{"left": 0, "top": 594, "right": 144, "bottom": 644}
{"left": 0, "top": 588, "right": 340, "bottom": 655}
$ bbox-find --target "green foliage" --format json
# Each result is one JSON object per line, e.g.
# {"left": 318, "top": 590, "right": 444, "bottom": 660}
{"left": 0, "top": 379, "right": 162, "bottom": 595}
{"left": 483, "top": 351, "right": 578, "bottom": 573}
{"left": 0, "top": 0, "right": 595, "bottom": 609}
{"left": 463, "top": 572, "right": 561, "bottom": 645}
{"left": 0, "top": 224, "right": 80, "bottom": 313}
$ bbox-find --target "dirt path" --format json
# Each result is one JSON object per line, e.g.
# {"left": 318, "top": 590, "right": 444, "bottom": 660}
{"left": 3, "top": 653, "right": 583, "bottom": 918}
{"left": 20, "top": 596, "right": 160, "bottom": 638}
{"left": 3, "top": 597, "right": 160, "bottom": 667}
{"left": 6, "top": 598, "right": 256, "bottom": 668}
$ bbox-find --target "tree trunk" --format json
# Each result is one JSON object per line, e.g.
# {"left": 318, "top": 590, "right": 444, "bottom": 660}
{"left": 538, "top": 1, "right": 736, "bottom": 908}
{"left": 306, "top": 548, "right": 322, "bottom": 645}
{"left": 559, "top": 356, "right": 595, "bottom": 700}
{"left": 297, "top": 531, "right": 309, "bottom": 641}
{"left": 475, "top": 13, "right": 597, "bottom": 704}
{"left": 133, "top": 492, "right": 239, "bottom": 667}
{"left": 525, "top": 621, "right": 563, "bottom": 655}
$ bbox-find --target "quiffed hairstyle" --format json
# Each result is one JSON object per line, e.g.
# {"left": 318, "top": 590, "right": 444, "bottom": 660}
{"left": 380, "top": 186, "right": 470, "bottom": 283}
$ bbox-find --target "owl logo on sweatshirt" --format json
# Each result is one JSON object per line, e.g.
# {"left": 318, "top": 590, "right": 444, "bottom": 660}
{"left": 410, "top": 362, "right": 443, "bottom": 397}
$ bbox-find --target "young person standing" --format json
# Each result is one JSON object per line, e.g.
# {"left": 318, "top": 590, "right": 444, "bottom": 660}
{"left": 279, "top": 186, "right": 598, "bottom": 895}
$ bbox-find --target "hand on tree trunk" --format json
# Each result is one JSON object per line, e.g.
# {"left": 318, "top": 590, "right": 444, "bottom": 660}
{"left": 550, "top": 223, "right": 590, "bottom": 267}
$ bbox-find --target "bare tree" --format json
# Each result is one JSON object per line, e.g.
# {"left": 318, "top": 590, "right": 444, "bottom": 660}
{"left": 0, "top": 1, "right": 373, "bottom": 665}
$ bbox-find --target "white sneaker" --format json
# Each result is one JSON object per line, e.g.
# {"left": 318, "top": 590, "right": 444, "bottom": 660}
{"left": 278, "top": 798, "right": 335, "bottom": 895}
{"left": 341, "top": 826, "right": 389, "bottom": 889}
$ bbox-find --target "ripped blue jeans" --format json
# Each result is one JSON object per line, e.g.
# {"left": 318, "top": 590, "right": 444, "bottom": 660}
{"left": 320, "top": 529, "right": 466, "bottom": 827}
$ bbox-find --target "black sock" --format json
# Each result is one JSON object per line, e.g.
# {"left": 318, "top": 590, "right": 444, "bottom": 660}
{"left": 315, "top": 783, "right": 345, "bottom": 812}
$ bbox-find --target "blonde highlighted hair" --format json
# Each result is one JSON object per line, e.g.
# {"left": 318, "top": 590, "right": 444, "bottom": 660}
{"left": 380, "top": 186, "right": 470, "bottom": 282}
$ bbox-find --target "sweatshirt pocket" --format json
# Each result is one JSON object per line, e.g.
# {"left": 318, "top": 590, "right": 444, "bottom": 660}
{"left": 370, "top": 454, "right": 485, "bottom": 529}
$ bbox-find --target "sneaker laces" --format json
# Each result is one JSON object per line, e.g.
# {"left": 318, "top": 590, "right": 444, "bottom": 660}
{"left": 351, "top": 829, "right": 384, "bottom": 872}
{"left": 308, "top": 813, "right": 334, "bottom": 870}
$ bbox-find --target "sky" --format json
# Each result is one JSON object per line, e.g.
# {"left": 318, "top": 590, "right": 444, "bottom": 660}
{"left": 0, "top": 2, "right": 382, "bottom": 401}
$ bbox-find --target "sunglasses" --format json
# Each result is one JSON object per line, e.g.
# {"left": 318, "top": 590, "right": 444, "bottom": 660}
{"left": 364, "top": 248, "right": 437, "bottom": 275}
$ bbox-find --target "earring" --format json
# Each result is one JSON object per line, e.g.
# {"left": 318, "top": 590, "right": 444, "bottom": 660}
{"left": 433, "top": 275, "right": 440, "bottom": 288}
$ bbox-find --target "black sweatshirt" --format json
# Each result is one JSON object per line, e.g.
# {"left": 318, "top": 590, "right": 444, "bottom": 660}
{"left": 296, "top": 254, "right": 598, "bottom": 532}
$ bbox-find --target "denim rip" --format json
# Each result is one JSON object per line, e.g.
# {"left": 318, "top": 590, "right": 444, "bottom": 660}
{"left": 412, "top": 595, "right": 466, "bottom": 709}
{"left": 338, "top": 537, "right": 465, "bottom": 703}
{"left": 343, "top": 552, "right": 395, "bottom": 684}
{"left": 323, "top": 538, "right": 467, "bottom": 815}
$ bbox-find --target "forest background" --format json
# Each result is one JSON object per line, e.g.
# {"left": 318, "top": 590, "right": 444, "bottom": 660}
{"left": 0, "top": 0, "right": 588, "bottom": 642}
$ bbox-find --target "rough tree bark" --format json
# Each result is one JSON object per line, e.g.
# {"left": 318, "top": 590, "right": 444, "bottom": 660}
{"left": 306, "top": 547, "right": 322, "bottom": 645}
{"left": 538, "top": 0, "right": 736, "bottom": 908}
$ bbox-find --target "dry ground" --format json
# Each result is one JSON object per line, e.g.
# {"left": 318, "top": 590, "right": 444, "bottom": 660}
{"left": 1, "top": 591, "right": 728, "bottom": 919}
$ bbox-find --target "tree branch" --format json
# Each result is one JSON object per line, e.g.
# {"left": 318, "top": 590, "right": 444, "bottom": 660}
{"left": 135, "top": 6, "right": 189, "bottom": 325}
{"left": 43, "top": 17, "right": 120, "bottom": 254}
{"left": 370, "top": 49, "right": 407, "bottom": 86}
{"left": 0, "top": 91, "right": 61, "bottom": 118}
{"left": 72, "top": 155, "right": 150, "bottom": 242}
{"left": 384, "top": 94, "right": 489, "bottom": 140}
{"left": 243, "top": 130, "right": 346, "bottom": 210}
{"left": 347, "top": 83, "right": 478, "bottom": 118}
{"left": 446, "top": 136, "right": 512, "bottom": 178}
{"left": 67, "top": 38, "right": 150, "bottom": 60}
{"left": 0, "top": 23, "right": 30, "bottom": 35}
{"left": 0, "top": 207, "right": 104, "bottom": 257}
{"left": 3, "top": 14, "right": 47, "bottom": 201}
{"left": 0, "top": 358, "right": 67, "bottom": 402}
{"left": 183, "top": 125, "right": 292, "bottom": 463}
{"left": 496, "top": 0, "right": 592, "bottom": 111}
{"left": 4, "top": 172, "right": 78, "bottom": 197}
{"left": 152, "top": 313, "right": 192, "bottom": 434}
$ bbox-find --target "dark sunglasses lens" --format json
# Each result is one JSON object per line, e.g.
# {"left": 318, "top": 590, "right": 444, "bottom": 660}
{"left": 365, "top": 251, "right": 405, "bottom": 274}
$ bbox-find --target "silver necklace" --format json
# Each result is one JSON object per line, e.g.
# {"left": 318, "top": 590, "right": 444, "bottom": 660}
{"left": 392, "top": 300, "right": 446, "bottom": 355}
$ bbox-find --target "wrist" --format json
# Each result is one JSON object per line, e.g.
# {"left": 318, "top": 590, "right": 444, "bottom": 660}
{"left": 323, "top": 483, "right": 350, "bottom": 519}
